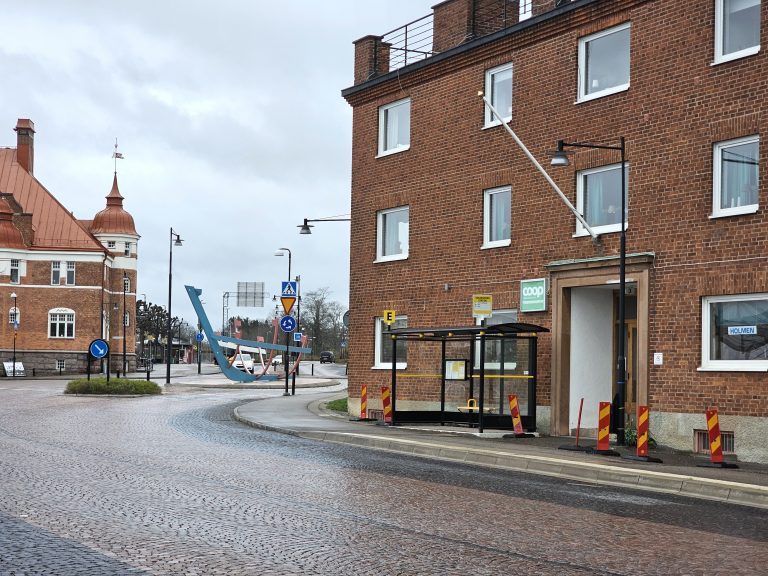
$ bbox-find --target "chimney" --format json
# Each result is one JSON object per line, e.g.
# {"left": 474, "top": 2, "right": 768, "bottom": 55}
{"left": 14, "top": 119, "right": 35, "bottom": 175}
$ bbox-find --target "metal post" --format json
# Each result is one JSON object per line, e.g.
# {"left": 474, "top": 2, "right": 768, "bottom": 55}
{"left": 166, "top": 228, "right": 182, "bottom": 385}
{"left": 440, "top": 338, "right": 446, "bottom": 426}
{"left": 197, "top": 319, "right": 202, "bottom": 375}
{"left": 617, "top": 137, "right": 627, "bottom": 445}
{"left": 11, "top": 292, "right": 17, "bottom": 378}
{"left": 390, "top": 330, "right": 397, "bottom": 426}
{"left": 479, "top": 330, "right": 486, "bottom": 433}
{"left": 122, "top": 272, "right": 127, "bottom": 375}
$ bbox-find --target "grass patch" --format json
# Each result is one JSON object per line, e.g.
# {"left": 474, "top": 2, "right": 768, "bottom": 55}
{"left": 65, "top": 377, "right": 162, "bottom": 395}
{"left": 326, "top": 397, "right": 348, "bottom": 413}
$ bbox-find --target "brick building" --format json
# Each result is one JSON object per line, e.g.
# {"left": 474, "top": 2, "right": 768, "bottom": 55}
{"left": 342, "top": 0, "right": 768, "bottom": 462}
{"left": 0, "top": 119, "right": 139, "bottom": 375}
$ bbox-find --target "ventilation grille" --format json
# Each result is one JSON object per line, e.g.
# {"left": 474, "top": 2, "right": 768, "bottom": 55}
{"left": 694, "top": 429, "right": 735, "bottom": 454}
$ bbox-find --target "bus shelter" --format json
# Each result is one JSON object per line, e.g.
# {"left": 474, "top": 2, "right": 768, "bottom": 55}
{"left": 385, "top": 322, "right": 549, "bottom": 433}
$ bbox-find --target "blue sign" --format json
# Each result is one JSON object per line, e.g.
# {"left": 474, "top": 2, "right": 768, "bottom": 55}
{"left": 293, "top": 332, "right": 303, "bottom": 342}
{"left": 89, "top": 338, "right": 109, "bottom": 359}
{"left": 281, "top": 281, "right": 297, "bottom": 297}
{"left": 195, "top": 332, "right": 204, "bottom": 342}
{"left": 279, "top": 315, "right": 297, "bottom": 333}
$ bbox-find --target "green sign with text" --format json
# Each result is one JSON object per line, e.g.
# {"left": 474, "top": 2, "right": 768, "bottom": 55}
{"left": 520, "top": 278, "right": 547, "bottom": 312}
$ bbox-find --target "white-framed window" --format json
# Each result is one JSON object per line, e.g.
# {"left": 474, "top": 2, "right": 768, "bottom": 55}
{"left": 8, "top": 307, "right": 19, "bottom": 325}
{"left": 714, "top": 0, "right": 761, "bottom": 64}
{"left": 51, "top": 261, "right": 61, "bottom": 284}
{"left": 578, "top": 23, "right": 631, "bottom": 102}
{"left": 49, "top": 308, "right": 75, "bottom": 339}
{"left": 575, "top": 163, "right": 629, "bottom": 236}
{"left": 107, "top": 241, "right": 116, "bottom": 249}
{"left": 124, "top": 312, "right": 130, "bottom": 327}
{"left": 484, "top": 63, "right": 513, "bottom": 127}
{"left": 66, "top": 262, "right": 75, "bottom": 285}
{"left": 701, "top": 293, "right": 768, "bottom": 371}
{"left": 124, "top": 242, "right": 131, "bottom": 256}
{"left": 483, "top": 186, "right": 512, "bottom": 248}
{"left": 10, "top": 259, "right": 19, "bottom": 284}
{"left": 712, "top": 135, "right": 759, "bottom": 218}
{"left": 519, "top": 0, "right": 532, "bottom": 21}
{"left": 374, "top": 315, "right": 407, "bottom": 369}
{"left": 376, "top": 206, "right": 409, "bottom": 262}
{"left": 378, "top": 98, "right": 411, "bottom": 156}
{"left": 56, "top": 359, "right": 66, "bottom": 371}
{"left": 123, "top": 276, "right": 130, "bottom": 293}
{"left": 474, "top": 309, "right": 519, "bottom": 370}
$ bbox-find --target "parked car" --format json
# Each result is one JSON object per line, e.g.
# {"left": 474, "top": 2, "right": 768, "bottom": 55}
{"left": 319, "top": 351, "right": 335, "bottom": 364}
{"left": 231, "top": 353, "right": 254, "bottom": 372}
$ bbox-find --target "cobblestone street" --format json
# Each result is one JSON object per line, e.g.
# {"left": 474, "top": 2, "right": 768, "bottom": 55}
{"left": 0, "top": 380, "right": 765, "bottom": 575}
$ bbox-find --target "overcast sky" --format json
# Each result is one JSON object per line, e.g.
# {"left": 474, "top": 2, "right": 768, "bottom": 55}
{"left": 0, "top": 0, "right": 428, "bottom": 330}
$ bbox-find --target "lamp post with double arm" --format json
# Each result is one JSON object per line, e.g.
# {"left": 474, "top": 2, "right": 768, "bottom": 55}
{"left": 551, "top": 137, "right": 627, "bottom": 445}
{"left": 166, "top": 228, "right": 183, "bottom": 385}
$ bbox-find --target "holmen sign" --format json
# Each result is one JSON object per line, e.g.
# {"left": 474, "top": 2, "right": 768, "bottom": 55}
{"left": 520, "top": 278, "right": 547, "bottom": 312}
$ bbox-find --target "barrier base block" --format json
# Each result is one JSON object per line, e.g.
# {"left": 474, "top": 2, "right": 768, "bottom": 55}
{"left": 352, "top": 417, "right": 377, "bottom": 422}
{"left": 587, "top": 447, "right": 621, "bottom": 457}
{"left": 697, "top": 461, "right": 739, "bottom": 469}
{"left": 503, "top": 433, "right": 536, "bottom": 439}
{"left": 622, "top": 454, "right": 663, "bottom": 463}
{"left": 558, "top": 444, "right": 590, "bottom": 452}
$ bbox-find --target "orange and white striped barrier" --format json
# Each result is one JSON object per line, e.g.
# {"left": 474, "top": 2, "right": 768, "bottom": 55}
{"left": 381, "top": 386, "right": 392, "bottom": 424}
{"left": 360, "top": 385, "right": 368, "bottom": 419}
{"left": 698, "top": 407, "right": 738, "bottom": 468}
{"left": 508, "top": 395, "right": 524, "bottom": 434}
{"left": 622, "top": 405, "right": 662, "bottom": 463}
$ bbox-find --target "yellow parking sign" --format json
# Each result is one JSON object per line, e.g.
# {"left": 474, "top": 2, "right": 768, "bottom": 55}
{"left": 383, "top": 310, "right": 396, "bottom": 325}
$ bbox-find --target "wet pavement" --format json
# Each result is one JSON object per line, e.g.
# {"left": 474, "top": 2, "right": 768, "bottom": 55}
{"left": 0, "top": 365, "right": 766, "bottom": 574}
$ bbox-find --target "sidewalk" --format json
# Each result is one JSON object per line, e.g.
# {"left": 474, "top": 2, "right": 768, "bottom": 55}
{"left": 232, "top": 390, "right": 768, "bottom": 510}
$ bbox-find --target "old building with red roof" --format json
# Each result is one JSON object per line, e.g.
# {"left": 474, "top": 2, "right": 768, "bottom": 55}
{"left": 0, "top": 119, "right": 139, "bottom": 375}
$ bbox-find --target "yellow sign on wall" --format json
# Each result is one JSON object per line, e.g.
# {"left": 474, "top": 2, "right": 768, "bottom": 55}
{"left": 472, "top": 294, "right": 493, "bottom": 318}
{"left": 383, "top": 310, "right": 396, "bottom": 325}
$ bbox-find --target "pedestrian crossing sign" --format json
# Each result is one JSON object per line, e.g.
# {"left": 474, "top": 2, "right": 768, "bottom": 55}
{"left": 281, "top": 281, "right": 297, "bottom": 297}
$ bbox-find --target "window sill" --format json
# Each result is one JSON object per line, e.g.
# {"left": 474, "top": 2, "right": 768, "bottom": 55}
{"left": 576, "top": 84, "right": 629, "bottom": 104}
{"left": 481, "top": 240, "right": 511, "bottom": 250}
{"left": 482, "top": 119, "right": 511, "bottom": 130}
{"left": 709, "top": 205, "right": 759, "bottom": 219}
{"left": 376, "top": 146, "right": 410, "bottom": 159}
{"left": 712, "top": 46, "right": 760, "bottom": 66}
{"left": 574, "top": 223, "right": 625, "bottom": 238}
{"left": 374, "top": 254, "right": 408, "bottom": 264}
{"left": 372, "top": 364, "right": 407, "bottom": 370}
{"left": 698, "top": 364, "right": 768, "bottom": 372}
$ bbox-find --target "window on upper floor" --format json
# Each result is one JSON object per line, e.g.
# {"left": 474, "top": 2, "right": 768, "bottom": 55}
{"left": 374, "top": 315, "right": 407, "bottom": 369}
{"left": 51, "top": 261, "right": 61, "bottom": 284}
{"left": 107, "top": 241, "right": 116, "bottom": 249}
{"left": 701, "top": 293, "right": 768, "bottom": 371}
{"left": 376, "top": 206, "right": 409, "bottom": 262}
{"left": 124, "top": 242, "right": 131, "bottom": 256}
{"left": 123, "top": 275, "right": 130, "bottom": 293}
{"left": 519, "top": 0, "right": 532, "bottom": 21}
{"left": 124, "top": 312, "right": 130, "bottom": 327}
{"left": 484, "top": 63, "right": 513, "bottom": 127}
{"left": 66, "top": 262, "right": 75, "bottom": 285}
{"left": 49, "top": 308, "right": 75, "bottom": 339}
{"left": 712, "top": 135, "right": 759, "bottom": 218}
{"left": 578, "top": 23, "right": 631, "bottom": 102}
{"left": 483, "top": 186, "right": 511, "bottom": 248}
{"left": 10, "top": 259, "right": 19, "bottom": 284}
{"left": 9, "top": 306, "right": 19, "bottom": 325}
{"left": 576, "top": 163, "right": 629, "bottom": 236}
{"left": 715, "top": 0, "right": 761, "bottom": 64}
{"left": 378, "top": 98, "right": 411, "bottom": 156}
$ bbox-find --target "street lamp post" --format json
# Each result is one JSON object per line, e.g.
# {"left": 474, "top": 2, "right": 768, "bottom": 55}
{"left": 298, "top": 216, "right": 351, "bottom": 235}
{"left": 166, "top": 228, "right": 183, "bottom": 385}
{"left": 275, "top": 247, "right": 292, "bottom": 396}
{"left": 123, "top": 272, "right": 128, "bottom": 375}
{"left": 551, "top": 137, "right": 627, "bottom": 445}
{"left": 11, "top": 292, "right": 17, "bottom": 378}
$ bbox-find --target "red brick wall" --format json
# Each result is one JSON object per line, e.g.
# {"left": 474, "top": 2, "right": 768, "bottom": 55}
{"left": 345, "top": 0, "right": 768, "bottom": 418}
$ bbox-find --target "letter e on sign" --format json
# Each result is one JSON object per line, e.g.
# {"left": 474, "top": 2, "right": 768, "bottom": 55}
{"left": 383, "top": 310, "right": 396, "bottom": 325}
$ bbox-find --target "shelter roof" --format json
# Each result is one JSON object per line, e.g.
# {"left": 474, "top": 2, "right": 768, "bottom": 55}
{"left": 387, "top": 322, "right": 549, "bottom": 341}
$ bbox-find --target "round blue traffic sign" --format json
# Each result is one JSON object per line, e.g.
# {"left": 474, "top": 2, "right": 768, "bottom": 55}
{"left": 89, "top": 338, "right": 109, "bottom": 359}
{"left": 279, "top": 315, "right": 297, "bottom": 333}
{"left": 195, "top": 332, "right": 204, "bottom": 342}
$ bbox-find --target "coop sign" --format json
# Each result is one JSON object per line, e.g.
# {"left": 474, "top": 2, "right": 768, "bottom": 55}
{"left": 727, "top": 326, "right": 757, "bottom": 336}
{"left": 520, "top": 278, "right": 547, "bottom": 313}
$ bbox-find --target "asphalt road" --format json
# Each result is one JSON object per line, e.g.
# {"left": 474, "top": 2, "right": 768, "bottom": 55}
{"left": 0, "top": 380, "right": 765, "bottom": 575}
